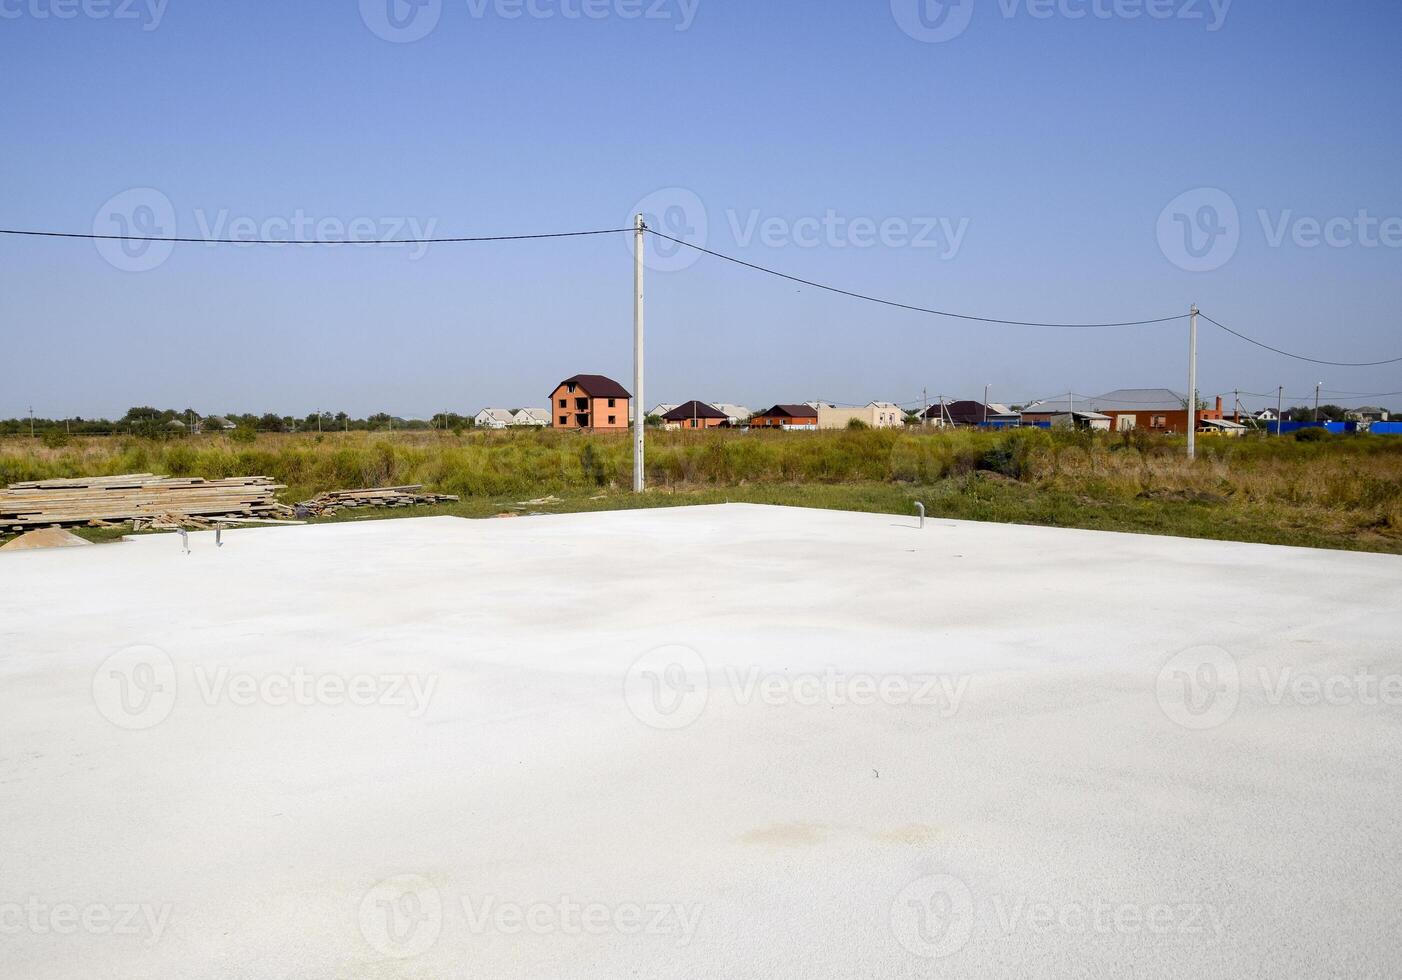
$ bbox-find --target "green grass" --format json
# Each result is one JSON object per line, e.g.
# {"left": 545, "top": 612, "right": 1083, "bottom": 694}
{"left": 5, "top": 427, "right": 1402, "bottom": 554}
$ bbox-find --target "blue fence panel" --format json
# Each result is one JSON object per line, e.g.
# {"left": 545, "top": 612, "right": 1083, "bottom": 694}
{"left": 1267, "top": 421, "right": 1352, "bottom": 435}
{"left": 1370, "top": 421, "right": 1402, "bottom": 435}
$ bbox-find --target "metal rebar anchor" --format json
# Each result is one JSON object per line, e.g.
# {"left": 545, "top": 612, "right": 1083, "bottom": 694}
{"left": 915, "top": 502, "right": 926, "bottom": 528}
{"left": 178, "top": 528, "right": 190, "bottom": 555}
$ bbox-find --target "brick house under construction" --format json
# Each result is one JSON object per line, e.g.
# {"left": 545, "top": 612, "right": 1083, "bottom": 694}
{"left": 549, "top": 375, "right": 632, "bottom": 430}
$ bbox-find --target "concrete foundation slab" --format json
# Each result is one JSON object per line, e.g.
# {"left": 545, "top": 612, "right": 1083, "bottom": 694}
{"left": 1, "top": 504, "right": 1399, "bottom": 978}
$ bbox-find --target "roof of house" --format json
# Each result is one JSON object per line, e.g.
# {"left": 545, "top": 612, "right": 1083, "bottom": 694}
{"left": 662, "top": 401, "right": 729, "bottom": 422}
{"left": 758, "top": 404, "right": 820, "bottom": 419}
{"left": 1051, "top": 410, "right": 1112, "bottom": 420}
{"left": 1201, "top": 417, "right": 1248, "bottom": 430}
{"left": 648, "top": 403, "right": 679, "bottom": 418}
{"left": 1023, "top": 389, "right": 1189, "bottom": 415}
{"left": 513, "top": 408, "right": 550, "bottom": 422}
{"left": 476, "top": 408, "right": 515, "bottom": 424}
{"left": 923, "top": 400, "right": 1018, "bottom": 420}
{"left": 712, "top": 403, "right": 751, "bottom": 420}
{"left": 558, "top": 374, "right": 632, "bottom": 399}
{"left": 1093, "top": 389, "right": 1188, "bottom": 412}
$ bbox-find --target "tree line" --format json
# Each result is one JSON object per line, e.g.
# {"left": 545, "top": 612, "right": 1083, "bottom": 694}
{"left": 0, "top": 407, "right": 483, "bottom": 441}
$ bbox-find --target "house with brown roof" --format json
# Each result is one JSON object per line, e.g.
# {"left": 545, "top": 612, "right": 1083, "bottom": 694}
{"left": 920, "top": 400, "right": 1019, "bottom": 427}
{"left": 662, "top": 401, "right": 730, "bottom": 429}
{"left": 750, "top": 404, "right": 819, "bottom": 430}
{"left": 549, "top": 375, "right": 631, "bottom": 430}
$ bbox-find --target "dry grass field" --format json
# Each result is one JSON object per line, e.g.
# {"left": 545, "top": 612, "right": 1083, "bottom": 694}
{"left": 3, "top": 427, "right": 1400, "bottom": 553}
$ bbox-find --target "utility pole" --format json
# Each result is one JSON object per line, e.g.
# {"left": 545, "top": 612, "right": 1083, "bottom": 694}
{"left": 1314, "top": 382, "right": 1323, "bottom": 422}
{"left": 1276, "top": 386, "right": 1284, "bottom": 436}
{"left": 983, "top": 383, "right": 991, "bottom": 426}
{"left": 922, "top": 387, "right": 928, "bottom": 427}
{"left": 29, "top": 406, "right": 34, "bottom": 438}
{"left": 633, "top": 212, "right": 646, "bottom": 493}
{"left": 1187, "top": 304, "right": 1199, "bottom": 459}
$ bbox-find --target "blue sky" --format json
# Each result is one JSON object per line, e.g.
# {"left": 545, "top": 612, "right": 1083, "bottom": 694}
{"left": 2, "top": 0, "right": 1399, "bottom": 418}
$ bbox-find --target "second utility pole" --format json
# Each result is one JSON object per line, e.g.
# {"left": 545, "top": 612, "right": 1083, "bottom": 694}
{"left": 633, "top": 213, "right": 646, "bottom": 493}
{"left": 1187, "top": 303, "right": 1198, "bottom": 460}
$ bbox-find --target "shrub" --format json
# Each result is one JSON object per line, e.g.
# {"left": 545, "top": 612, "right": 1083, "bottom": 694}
{"left": 40, "top": 428, "right": 71, "bottom": 449}
{"left": 1294, "top": 426, "right": 1331, "bottom": 442}
{"left": 977, "top": 444, "right": 1018, "bottom": 478}
{"left": 230, "top": 426, "right": 257, "bottom": 444}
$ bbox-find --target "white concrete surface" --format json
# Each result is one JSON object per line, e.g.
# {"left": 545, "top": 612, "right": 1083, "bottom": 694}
{"left": 1, "top": 504, "right": 1400, "bottom": 979}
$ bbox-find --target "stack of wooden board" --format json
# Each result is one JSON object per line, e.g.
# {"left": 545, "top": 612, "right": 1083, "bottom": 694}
{"left": 0, "top": 474, "right": 291, "bottom": 531}
{"left": 296, "top": 485, "right": 459, "bottom": 517}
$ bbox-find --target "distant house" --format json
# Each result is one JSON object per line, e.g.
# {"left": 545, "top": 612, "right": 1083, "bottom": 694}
{"left": 1349, "top": 406, "right": 1390, "bottom": 423}
{"left": 751, "top": 404, "right": 819, "bottom": 430}
{"left": 711, "top": 403, "right": 752, "bottom": 426}
{"left": 648, "top": 403, "right": 679, "bottom": 421}
{"left": 512, "top": 408, "right": 550, "bottom": 427}
{"left": 549, "top": 374, "right": 631, "bottom": 430}
{"left": 1022, "top": 389, "right": 1225, "bottom": 434}
{"left": 475, "top": 408, "right": 515, "bottom": 429}
{"left": 920, "top": 400, "right": 1019, "bottom": 427}
{"left": 662, "top": 401, "right": 729, "bottom": 429}
{"left": 201, "top": 415, "right": 234, "bottom": 432}
{"left": 819, "top": 402, "right": 906, "bottom": 429}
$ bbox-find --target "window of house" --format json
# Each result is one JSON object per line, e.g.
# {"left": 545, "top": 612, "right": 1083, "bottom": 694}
{"left": 558, "top": 416, "right": 567, "bottom": 425}
{"left": 567, "top": 384, "right": 576, "bottom": 393}
{"left": 1151, "top": 416, "right": 1166, "bottom": 428}
{"left": 558, "top": 399, "right": 566, "bottom": 408}
{"left": 608, "top": 415, "right": 616, "bottom": 425}
{"left": 608, "top": 398, "right": 616, "bottom": 408}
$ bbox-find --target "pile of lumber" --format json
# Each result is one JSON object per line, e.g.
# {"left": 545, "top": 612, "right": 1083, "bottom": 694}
{"left": 295, "top": 485, "right": 458, "bottom": 517}
{"left": 1, "top": 474, "right": 292, "bottom": 531}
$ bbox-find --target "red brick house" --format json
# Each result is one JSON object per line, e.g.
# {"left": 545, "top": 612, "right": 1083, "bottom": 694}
{"left": 750, "top": 404, "right": 819, "bottom": 430}
{"left": 549, "top": 375, "right": 631, "bottom": 430}
{"left": 1022, "top": 389, "right": 1226, "bottom": 434}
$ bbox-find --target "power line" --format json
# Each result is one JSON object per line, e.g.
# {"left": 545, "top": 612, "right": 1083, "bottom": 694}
{"left": 0, "top": 227, "right": 633, "bottom": 245}
{"left": 9, "top": 221, "right": 1402, "bottom": 369}
{"left": 1237, "top": 390, "right": 1402, "bottom": 403}
{"left": 643, "top": 229, "right": 1189, "bottom": 330}
{"left": 1200, "top": 314, "right": 1402, "bottom": 368}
